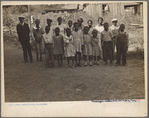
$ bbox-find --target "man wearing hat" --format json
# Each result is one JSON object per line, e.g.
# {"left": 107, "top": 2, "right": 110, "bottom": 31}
{"left": 16, "top": 16, "right": 33, "bottom": 63}
{"left": 110, "top": 18, "right": 119, "bottom": 61}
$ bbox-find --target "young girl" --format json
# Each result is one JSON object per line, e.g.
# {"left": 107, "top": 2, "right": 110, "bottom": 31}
{"left": 88, "top": 20, "right": 94, "bottom": 37}
{"left": 64, "top": 28, "right": 75, "bottom": 68}
{"left": 72, "top": 22, "right": 84, "bottom": 67}
{"left": 33, "top": 19, "right": 44, "bottom": 61}
{"left": 53, "top": 27, "right": 64, "bottom": 67}
{"left": 83, "top": 26, "right": 93, "bottom": 66}
{"left": 67, "top": 20, "right": 73, "bottom": 31}
{"left": 94, "top": 17, "right": 104, "bottom": 59}
{"left": 91, "top": 30, "right": 101, "bottom": 65}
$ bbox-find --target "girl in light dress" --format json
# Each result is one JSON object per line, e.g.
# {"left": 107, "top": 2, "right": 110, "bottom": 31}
{"left": 83, "top": 26, "right": 93, "bottom": 66}
{"left": 72, "top": 22, "right": 84, "bottom": 67}
{"left": 64, "top": 28, "right": 75, "bottom": 68}
{"left": 94, "top": 17, "right": 104, "bottom": 59}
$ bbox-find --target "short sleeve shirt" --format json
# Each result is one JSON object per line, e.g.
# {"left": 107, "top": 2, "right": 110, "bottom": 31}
{"left": 101, "top": 30, "right": 114, "bottom": 42}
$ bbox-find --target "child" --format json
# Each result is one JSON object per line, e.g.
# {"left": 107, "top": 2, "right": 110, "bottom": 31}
{"left": 83, "top": 26, "right": 93, "bottom": 66}
{"left": 64, "top": 28, "right": 75, "bottom": 68}
{"left": 33, "top": 19, "right": 44, "bottom": 61}
{"left": 53, "top": 27, "right": 64, "bottom": 67}
{"left": 94, "top": 17, "right": 104, "bottom": 59}
{"left": 91, "top": 30, "right": 101, "bottom": 65}
{"left": 43, "top": 26, "right": 54, "bottom": 68}
{"left": 72, "top": 22, "right": 84, "bottom": 67}
{"left": 46, "top": 19, "right": 53, "bottom": 29}
{"left": 101, "top": 22, "right": 114, "bottom": 65}
{"left": 77, "top": 18, "right": 84, "bottom": 31}
{"left": 88, "top": 20, "right": 94, "bottom": 37}
{"left": 67, "top": 20, "right": 73, "bottom": 31}
{"left": 116, "top": 24, "right": 129, "bottom": 66}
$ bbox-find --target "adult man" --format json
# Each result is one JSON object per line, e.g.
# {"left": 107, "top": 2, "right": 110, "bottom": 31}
{"left": 109, "top": 18, "right": 119, "bottom": 61}
{"left": 16, "top": 16, "right": 33, "bottom": 63}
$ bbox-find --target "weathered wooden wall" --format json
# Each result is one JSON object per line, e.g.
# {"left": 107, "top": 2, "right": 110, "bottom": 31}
{"left": 84, "top": 3, "right": 125, "bottom": 25}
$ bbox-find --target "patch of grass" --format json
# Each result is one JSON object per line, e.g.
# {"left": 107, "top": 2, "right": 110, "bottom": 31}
{"left": 127, "top": 48, "right": 144, "bottom": 60}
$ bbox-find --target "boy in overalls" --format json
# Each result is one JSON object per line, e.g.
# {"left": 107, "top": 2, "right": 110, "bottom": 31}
{"left": 116, "top": 24, "right": 129, "bottom": 66}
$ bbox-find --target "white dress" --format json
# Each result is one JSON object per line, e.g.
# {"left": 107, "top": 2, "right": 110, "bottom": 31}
{"left": 64, "top": 35, "right": 75, "bottom": 57}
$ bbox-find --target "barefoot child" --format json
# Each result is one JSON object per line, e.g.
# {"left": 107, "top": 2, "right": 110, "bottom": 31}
{"left": 72, "top": 22, "right": 84, "bottom": 67}
{"left": 91, "top": 30, "right": 101, "bottom": 65}
{"left": 33, "top": 19, "right": 44, "bottom": 61}
{"left": 43, "top": 26, "right": 54, "bottom": 68}
{"left": 116, "top": 24, "right": 129, "bottom": 66}
{"left": 53, "top": 27, "right": 64, "bottom": 67}
{"left": 83, "top": 26, "right": 93, "bottom": 66}
{"left": 64, "top": 28, "right": 75, "bottom": 68}
{"left": 101, "top": 22, "right": 114, "bottom": 65}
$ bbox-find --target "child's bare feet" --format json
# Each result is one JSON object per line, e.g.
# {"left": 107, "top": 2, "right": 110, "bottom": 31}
{"left": 84, "top": 62, "right": 87, "bottom": 66}
{"left": 97, "top": 61, "right": 99, "bottom": 65}
{"left": 89, "top": 62, "right": 92, "bottom": 66}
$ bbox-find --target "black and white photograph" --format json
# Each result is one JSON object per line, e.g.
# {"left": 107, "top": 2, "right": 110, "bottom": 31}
{"left": 1, "top": 1, "right": 147, "bottom": 117}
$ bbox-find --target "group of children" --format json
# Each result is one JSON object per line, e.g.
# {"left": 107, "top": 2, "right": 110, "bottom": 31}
{"left": 31, "top": 17, "right": 129, "bottom": 68}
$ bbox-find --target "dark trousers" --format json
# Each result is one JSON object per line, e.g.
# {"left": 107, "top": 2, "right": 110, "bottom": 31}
{"left": 45, "top": 43, "right": 53, "bottom": 65}
{"left": 20, "top": 41, "right": 33, "bottom": 62}
{"left": 117, "top": 41, "right": 127, "bottom": 64}
{"left": 103, "top": 41, "right": 113, "bottom": 62}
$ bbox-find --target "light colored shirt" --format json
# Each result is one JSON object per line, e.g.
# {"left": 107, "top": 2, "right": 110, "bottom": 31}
{"left": 94, "top": 25, "right": 104, "bottom": 33}
{"left": 109, "top": 25, "right": 119, "bottom": 30}
{"left": 110, "top": 25, "right": 119, "bottom": 37}
{"left": 53, "top": 24, "right": 67, "bottom": 36}
{"left": 101, "top": 30, "right": 114, "bottom": 42}
{"left": 20, "top": 22, "right": 24, "bottom": 26}
{"left": 88, "top": 27, "right": 94, "bottom": 37}
{"left": 43, "top": 31, "right": 53, "bottom": 44}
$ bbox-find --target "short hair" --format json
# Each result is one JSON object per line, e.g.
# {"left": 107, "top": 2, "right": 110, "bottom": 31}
{"left": 66, "top": 28, "right": 71, "bottom": 34}
{"left": 57, "top": 17, "right": 62, "bottom": 21}
{"left": 45, "top": 26, "right": 50, "bottom": 31}
{"left": 73, "top": 22, "right": 78, "bottom": 26}
{"left": 87, "top": 20, "right": 93, "bottom": 24}
{"left": 77, "top": 18, "right": 83, "bottom": 23}
{"left": 80, "top": 18, "right": 83, "bottom": 23}
{"left": 84, "top": 26, "right": 89, "bottom": 30}
{"left": 55, "top": 27, "right": 60, "bottom": 32}
{"left": 68, "top": 20, "right": 72, "bottom": 23}
{"left": 98, "top": 17, "right": 103, "bottom": 22}
{"left": 92, "top": 29, "right": 98, "bottom": 34}
{"left": 35, "top": 19, "right": 40, "bottom": 23}
{"left": 120, "top": 24, "right": 125, "bottom": 28}
{"left": 104, "top": 22, "right": 109, "bottom": 26}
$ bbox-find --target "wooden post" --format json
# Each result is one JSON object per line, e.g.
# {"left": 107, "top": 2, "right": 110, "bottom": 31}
{"left": 28, "top": 5, "right": 31, "bottom": 29}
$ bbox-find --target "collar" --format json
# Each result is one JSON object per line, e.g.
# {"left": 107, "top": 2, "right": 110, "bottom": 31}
{"left": 120, "top": 31, "right": 125, "bottom": 34}
{"left": 98, "top": 24, "right": 103, "bottom": 27}
{"left": 33, "top": 25, "right": 41, "bottom": 29}
{"left": 20, "top": 22, "right": 24, "bottom": 26}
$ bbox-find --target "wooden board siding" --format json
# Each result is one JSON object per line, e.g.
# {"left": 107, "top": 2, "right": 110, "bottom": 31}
{"left": 84, "top": 3, "right": 125, "bottom": 25}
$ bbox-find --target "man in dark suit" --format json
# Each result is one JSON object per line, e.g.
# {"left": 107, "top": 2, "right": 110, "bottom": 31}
{"left": 16, "top": 16, "right": 33, "bottom": 63}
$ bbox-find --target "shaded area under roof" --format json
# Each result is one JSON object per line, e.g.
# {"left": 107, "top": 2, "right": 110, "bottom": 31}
{"left": 44, "top": 4, "right": 78, "bottom": 11}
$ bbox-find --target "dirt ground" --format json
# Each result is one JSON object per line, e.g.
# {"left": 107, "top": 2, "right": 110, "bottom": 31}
{"left": 4, "top": 39, "right": 145, "bottom": 102}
